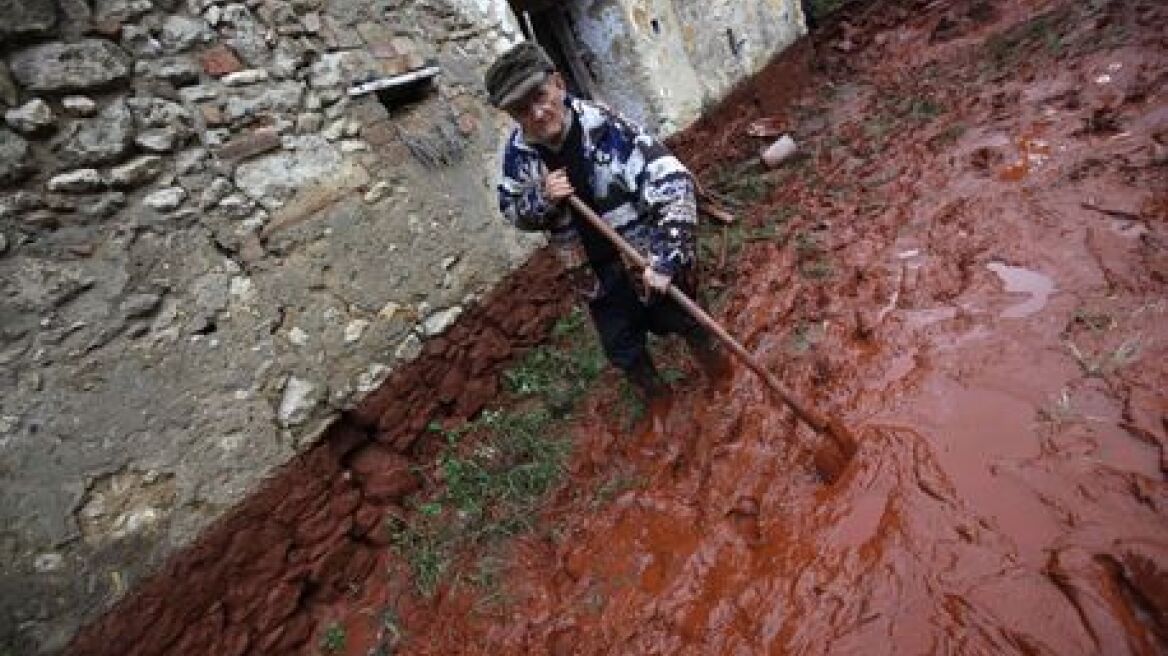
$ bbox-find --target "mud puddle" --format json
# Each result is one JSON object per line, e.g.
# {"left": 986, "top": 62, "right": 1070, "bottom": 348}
{"left": 327, "top": 1, "right": 1168, "bottom": 654}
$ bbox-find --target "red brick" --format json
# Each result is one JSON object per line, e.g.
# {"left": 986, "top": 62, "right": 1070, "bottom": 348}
{"left": 199, "top": 44, "right": 244, "bottom": 76}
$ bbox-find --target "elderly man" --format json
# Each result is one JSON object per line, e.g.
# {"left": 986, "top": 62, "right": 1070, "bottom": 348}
{"left": 485, "top": 41, "right": 728, "bottom": 401}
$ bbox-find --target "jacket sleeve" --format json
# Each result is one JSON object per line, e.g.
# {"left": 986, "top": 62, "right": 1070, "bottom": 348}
{"left": 497, "top": 136, "right": 571, "bottom": 233}
{"left": 630, "top": 132, "right": 698, "bottom": 276}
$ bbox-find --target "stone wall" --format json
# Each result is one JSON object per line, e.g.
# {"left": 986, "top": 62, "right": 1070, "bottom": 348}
{"left": 0, "top": 0, "right": 538, "bottom": 651}
{"left": 63, "top": 250, "right": 572, "bottom": 656}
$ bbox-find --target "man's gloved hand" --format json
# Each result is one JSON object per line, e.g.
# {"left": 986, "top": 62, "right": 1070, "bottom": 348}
{"left": 543, "top": 169, "right": 574, "bottom": 203}
{"left": 643, "top": 267, "right": 672, "bottom": 297}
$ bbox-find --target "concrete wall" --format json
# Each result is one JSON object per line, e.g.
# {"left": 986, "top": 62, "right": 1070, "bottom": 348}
{"left": 562, "top": 0, "right": 807, "bottom": 133}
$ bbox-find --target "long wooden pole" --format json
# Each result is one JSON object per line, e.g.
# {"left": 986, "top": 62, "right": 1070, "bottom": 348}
{"left": 567, "top": 195, "right": 856, "bottom": 455}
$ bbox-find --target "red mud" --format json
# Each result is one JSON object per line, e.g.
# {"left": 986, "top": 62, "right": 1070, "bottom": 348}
{"left": 68, "top": 1, "right": 1168, "bottom": 654}
{"left": 355, "top": 1, "right": 1168, "bottom": 654}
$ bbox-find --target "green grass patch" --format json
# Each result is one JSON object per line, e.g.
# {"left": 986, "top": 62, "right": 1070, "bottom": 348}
{"left": 320, "top": 623, "right": 346, "bottom": 654}
{"left": 706, "top": 158, "right": 772, "bottom": 207}
{"left": 393, "top": 309, "right": 604, "bottom": 599}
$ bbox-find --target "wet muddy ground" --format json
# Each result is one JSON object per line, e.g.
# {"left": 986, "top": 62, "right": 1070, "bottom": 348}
{"left": 329, "top": 1, "right": 1168, "bottom": 653}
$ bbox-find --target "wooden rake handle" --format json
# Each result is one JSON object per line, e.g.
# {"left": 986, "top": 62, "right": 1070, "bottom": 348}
{"left": 566, "top": 195, "right": 836, "bottom": 436}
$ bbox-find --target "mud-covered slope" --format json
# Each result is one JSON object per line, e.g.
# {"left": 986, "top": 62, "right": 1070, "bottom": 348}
{"left": 331, "top": 1, "right": 1168, "bottom": 653}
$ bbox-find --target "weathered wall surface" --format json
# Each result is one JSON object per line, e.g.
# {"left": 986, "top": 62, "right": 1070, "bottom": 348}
{"left": 564, "top": 0, "right": 807, "bottom": 133}
{"left": 0, "top": 0, "right": 533, "bottom": 651}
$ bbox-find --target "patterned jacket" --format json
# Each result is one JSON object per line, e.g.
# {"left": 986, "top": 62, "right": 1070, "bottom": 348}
{"left": 497, "top": 95, "right": 697, "bottom": 278}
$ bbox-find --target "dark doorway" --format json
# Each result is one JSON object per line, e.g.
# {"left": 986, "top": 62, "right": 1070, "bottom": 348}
{"left": 506, "top": 1, "right": 595, "bottom": 100}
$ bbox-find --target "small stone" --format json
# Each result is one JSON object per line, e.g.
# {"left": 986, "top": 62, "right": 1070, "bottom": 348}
{"left": 201, "top": 177, "right": 232, "bottom": 209}
{"left": 394, "top": 333, "right": 421, "bottom": 361}
{"left": 0, "top": 129, "right": 32, "bottom": 184}
{"left": 339, "top": 139, "right": 368, "bottom": 153}
{"left": 216, "top": 127, "right": 281, "bottom": 164}
{"left": 5, "top": 99, "right": 55, "bottom": 134}
{"left": 302, "top": 12, "right": 321, "bottom": 33}
{"left": 143, "top": 187, "right": 187, "bottom": 211}
{"left": 9, "top": 39, "right": 131, "bottom": 93}
{"left": 0, "top": 191, "right": 44, "bottom": 219}
{"left": 322, "top": 119, "right": 344, "bottom": 141}
{"left": 355, "top": 363, "right": 389, "bottom": 394}
{"left": 0, "top": 63, "right": 18, "bottom": 107}
{"left": 217, "top": 194, "right": 255, "bottom": 218}
{"left": 295, "top": 112, "right": 323, "bottom": 134}
{"left": 120, "top": 25, "right": 163, "bottom": 57}
{"left": 52, "top": 98, "right": 134, "bottom": 168}
{"left": 324, "top": 101, "right": 347, "bottom": 120}
{"left": 80, "top": 191, "right": 126, "bottom": 218}
{"left": 109, "top": 155, "right": 164, "bottom": 188}
{"left": 277, "top": 376, "right": 318, "bottom": 427}
{"left": 377, "top": 301, "right": 400, "bottom": 320}
{"left": 180, "top": 85, "right": 218, "bottom": 103}
{"left": 62, "top": 96, "right": 98, "bottom": 117}
{"left": 199, "top": 102, "right": 228, "bottom": 128}
{"left": 135, "top": 128, "right": 184, "bottom": 153}
{"left": 47, "top": 169, "right": 105, "bottom": 193}
{"left": 344, "top": 319, "right": 369, "bottom": 343}
{"left": 363, "top": 181, "right": 391, "bottom": 203}
{"left": 288, "top": 326, "right": 309, "bottom": 346}
{"left": 95, "top": 0, "right": 152, "bottom": 22}
{"left": 0, "top": 232, "right": 8, "bottom": 254}
{"left": 161, "top": 14, "right": 212, "bottom": 53}
{"left": 422, "top": 307, "right": 462, "bottom": 337}
{"left": 222, "top": 69, "right": 269, "bottom": 86}
{"left": 149, "top": 56, "right": 202, "bottom": 86}
{"left": 33, "top": 553, "right": 64, "bottom": 573}
{"left": 122, "top": 292, "right": 162, "bottom": 318}
{"left": 174, "top": 147, "right": 208, "bottom": 175}
{"left": 198, "top": 44, "right": 244, "bottom": 77}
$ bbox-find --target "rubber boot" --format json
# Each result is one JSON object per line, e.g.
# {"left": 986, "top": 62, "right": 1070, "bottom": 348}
{"left": 625, "top": 355, "right": 666, "bottom": 403}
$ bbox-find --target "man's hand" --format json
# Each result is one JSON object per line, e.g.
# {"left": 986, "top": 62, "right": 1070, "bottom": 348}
{"left": 543, "top": 169, "right": 574, "bottom": 203}
{"left": 643, "top": 267, "right": 672, "bottom": 297}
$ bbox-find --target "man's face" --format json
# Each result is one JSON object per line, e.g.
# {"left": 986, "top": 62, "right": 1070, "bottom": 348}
{"left": 505, "top": 73, "right": 567, "bottom": 144}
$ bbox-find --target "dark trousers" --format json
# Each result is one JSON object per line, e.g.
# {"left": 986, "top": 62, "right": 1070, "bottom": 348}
{"left": 586, "top": 262, "right": 705, "bottom": 371}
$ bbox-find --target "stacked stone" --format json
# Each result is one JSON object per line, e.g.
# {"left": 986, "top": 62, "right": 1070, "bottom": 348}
{"left": 66, "top": 249, "right": 572, "bottom": 656}
{"left": 0, "top": 0, "right": 450, "bottom": 249}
